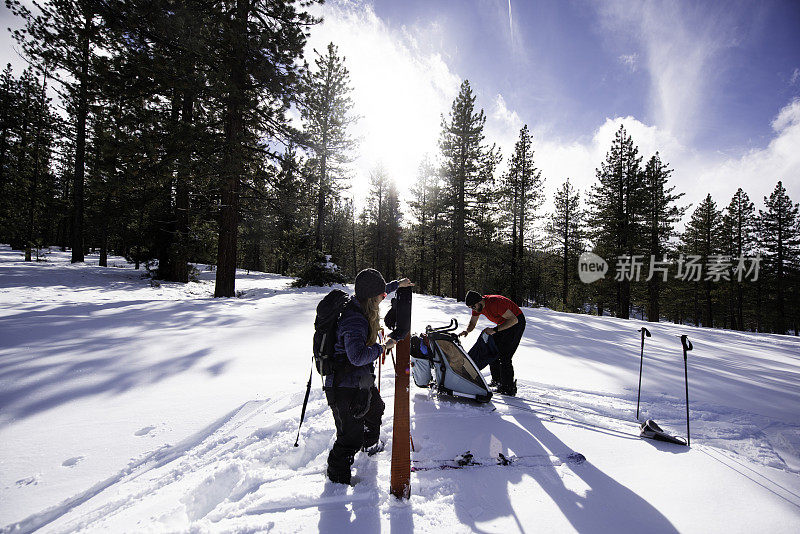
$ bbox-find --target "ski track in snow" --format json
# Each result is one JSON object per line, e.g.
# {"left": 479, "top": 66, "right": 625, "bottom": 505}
{"left": 1, "top": 245, "right": 800, "bottom": 532}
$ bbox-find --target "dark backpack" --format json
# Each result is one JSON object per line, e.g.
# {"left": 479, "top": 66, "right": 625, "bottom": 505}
{"left": 313, "top": 289, "right": 350, "bottom": 376}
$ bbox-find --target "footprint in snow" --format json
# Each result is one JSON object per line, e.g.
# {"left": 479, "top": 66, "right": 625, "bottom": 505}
{"left": 16, "top": 475, "right": 40, "bottom": 487}
{"left": 135, "top": 426, "right": 157, "bottom": 436}
{"left": 62, "top": 456, "right": 85, "bottom": 467}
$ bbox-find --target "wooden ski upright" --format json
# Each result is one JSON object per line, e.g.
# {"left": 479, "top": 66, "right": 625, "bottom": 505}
{"left": 390, "top": 287, "right": 412, "bottom": 499}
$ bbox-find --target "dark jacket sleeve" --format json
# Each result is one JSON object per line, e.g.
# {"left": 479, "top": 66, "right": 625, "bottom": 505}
{"left": 340, "top": 312, "right": 383, "bottom": 367}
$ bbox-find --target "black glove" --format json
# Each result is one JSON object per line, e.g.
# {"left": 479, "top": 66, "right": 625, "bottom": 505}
{"left": 351, "top": 387, "right": 372, "bottom": 419}
{"left": 351, "top": 373, "right": 375, "bottom": 419}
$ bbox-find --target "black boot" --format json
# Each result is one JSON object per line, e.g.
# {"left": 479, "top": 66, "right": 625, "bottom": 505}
{"left": 497, "top": 380, "right": 517, "bottom": 396}
{"left": 326, "top": 469, "right": 352, "bottom": 485}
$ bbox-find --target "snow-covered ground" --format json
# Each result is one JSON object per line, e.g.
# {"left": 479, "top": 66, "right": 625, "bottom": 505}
{"left": 1, "top": 244, "right": 799, "bottom": 533}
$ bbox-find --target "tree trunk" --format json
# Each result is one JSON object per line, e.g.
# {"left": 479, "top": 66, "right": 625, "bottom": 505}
{"left": 755, "top": 277, "right": 762, "bottom": 332}
{"left": 214, "top": 0, "right": 248, "bottom": 298}
{"left": 511, "top": 180, "right": 518, "bottom": 303}
{"left": 561, "top": 242, "right": 568, "bottom": 309}
{"left": 351, "top": 207, "right": 357, "bottom": 275}
{"left": 71, "top": 10, "right": 92, "bottom": 263}
{"left": 456, "top": 173, "right": 465, "bottom": 301}
{"left": 0, "top": 76, "right": 10, "bottom": 208}
{"left": 315, "top": 150, "right": 327, "bottom": 252}
{"left": 171, "top": 89, "right": 194, "bottom": 283}
{"left": 561, "top": 201, "right": 568, "bottom": 309}
{"left": 776, "top": 215, "right": 785, "bottom": 334}
{"left": 25, "top": 71, "right": 47, "bottom": 261}
{"left": 99, "top": 222, "right": 108, "bottom": 267}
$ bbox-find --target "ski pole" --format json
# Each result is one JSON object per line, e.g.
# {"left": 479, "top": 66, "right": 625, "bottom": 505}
{"left": 636, "top": 327, "right": 651, "bottom": 420}
{"left": 294, "top": 364, "right": 314, "bottom": 447}
{"left": 378, "top": 328, "right": 384, "bottom": 394}
{"left": 680, "top": 334, "right": 693, "bottom": 446}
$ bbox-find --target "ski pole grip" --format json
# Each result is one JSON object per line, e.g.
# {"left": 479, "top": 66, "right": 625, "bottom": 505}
{"left": 680, "top": 335, "right": 692, "bottom": 354}
{"left": 640, "top": 327, "right": 651, "bottom": 338}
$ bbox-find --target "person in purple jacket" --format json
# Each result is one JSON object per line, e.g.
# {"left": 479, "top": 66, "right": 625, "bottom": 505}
{"left": 325, "top": 268, "right": 413, "bottom": 485}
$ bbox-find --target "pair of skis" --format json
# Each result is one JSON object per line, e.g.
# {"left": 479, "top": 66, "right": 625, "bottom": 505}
{"left": 411, "top": 451, "right": 586, "bottom": 472}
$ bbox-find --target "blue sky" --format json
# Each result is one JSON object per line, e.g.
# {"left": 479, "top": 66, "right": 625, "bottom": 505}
{"left": 370, "top": 0, "right": 800, "bottom": 151}
{"left": 302, "top": 0, "right": 800, "bottom": 215}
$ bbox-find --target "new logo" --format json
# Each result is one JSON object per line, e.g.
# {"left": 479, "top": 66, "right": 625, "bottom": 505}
{"left": 578, "top": 252, "right": 608, "bottom": 284}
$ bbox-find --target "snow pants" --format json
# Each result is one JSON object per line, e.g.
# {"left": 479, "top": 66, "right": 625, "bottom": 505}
{"left": 325, "top": 386, "right": 385, "bottom": 482}
{"left": 489, "top": 314, "right": 526, "bottom": 388}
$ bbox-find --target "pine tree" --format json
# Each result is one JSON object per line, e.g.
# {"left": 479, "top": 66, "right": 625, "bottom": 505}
{"left": 408, "top": 157, "right": 436, "bottom": 292}
{"left": 439, "top": 80, "right": 498, "bottom": 300}
{"left": 208, "top": 0, "right": 318, "bottom": 297}
{"left": 0, "top": 64, "right": 16, "bottom": 231}
{"left": 641, "top": 152, "right": 685, "bottom": 322}
{"left": 300, "top": 42, "right": 357, "bottom": 254}
{"left": 588, "top": 125, "right": 645, "bottom": 318}
{"left": 759, "top": 181, "right": 799, "bottom": 334}
{"left": 7, "top": 0, "right": 112, "bottom": 263}
{"left": 101, "top": 0, "right": 214, "bottom": 281}
{"left": 0, "top": 65, "right": 60, "bottom": 255}
{"left": 270, "top": 145, "right": 311, "bottom": 275}
{"left": 682, "top": 194, "right": 723, "bottom": 327}
{"left": 471, "top": 145, "right": 502, "bottom": 296}
{"left": 503, "top": 125, "right": 543, "bottom": 303}
{"left": 0, "top": 67, "right": 28, "bottom": 249}
{"left": 408, "top": 163, "right": 449, "bottom": 296}
{"left": 366, "top": 166, "right": 387, "bottom": 273}
{"left": 547, "top": 178, "right": 585, "bottom": 311}
{"left": 722, "top": 188, "right": 755, "bottom": 330}
{"left": 362, "top": 166, "right": 401, "bottom": 278}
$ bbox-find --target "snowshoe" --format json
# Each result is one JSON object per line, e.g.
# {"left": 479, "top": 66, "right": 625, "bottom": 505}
{"left": 363, "top": 438, "right": 385, "bottom": 456}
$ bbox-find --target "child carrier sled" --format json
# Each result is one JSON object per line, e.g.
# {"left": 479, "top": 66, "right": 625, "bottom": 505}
{"left": 410, "top": 319, "right": 494, "bottom": 403}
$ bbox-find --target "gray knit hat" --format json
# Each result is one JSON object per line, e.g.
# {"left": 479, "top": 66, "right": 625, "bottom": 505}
{"left": 355, "top": 268, "right": 386, "bottom": 302}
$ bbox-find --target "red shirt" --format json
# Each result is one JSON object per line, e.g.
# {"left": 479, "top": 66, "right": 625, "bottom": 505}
{"left": 472, "top": 295, "right": 522, "bottom": 325}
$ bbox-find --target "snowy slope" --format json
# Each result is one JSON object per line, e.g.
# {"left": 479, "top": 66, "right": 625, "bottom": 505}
{"left": 1, "top": 245, "right": 799, "bottom": 533}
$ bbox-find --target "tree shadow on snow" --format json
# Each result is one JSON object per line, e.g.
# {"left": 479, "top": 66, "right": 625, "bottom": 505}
{"left": 510, "top": 410, "right": 680, "bottom": 533}
{"left": 0, "top": 299, "right": 235, "bottom": 423}
{"left": 411, "top": 394, "right": 679, "bottom": 533}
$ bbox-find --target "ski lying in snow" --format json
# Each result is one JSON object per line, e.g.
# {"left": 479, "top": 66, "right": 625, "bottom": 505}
{"left": 639, "top": 419, "right": 688, "bottom": 445}
{"left": 411, "top": 451, "right": 586, "bottom": 472}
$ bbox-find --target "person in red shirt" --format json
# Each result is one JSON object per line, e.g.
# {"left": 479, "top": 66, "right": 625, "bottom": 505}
{"left": 459, "top": 291, "right": 526, "bottom": 396}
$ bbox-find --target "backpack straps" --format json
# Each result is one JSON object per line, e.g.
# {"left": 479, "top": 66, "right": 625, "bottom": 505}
{"left": 329, "top": 298, "right": 369, "bottom": 388}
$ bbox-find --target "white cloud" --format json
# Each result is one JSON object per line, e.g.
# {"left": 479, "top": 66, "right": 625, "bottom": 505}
{"left": 485, "top": 93, "right": 524, "bottom": 159}
{"left": 791, "top": 68, "right": 800, "bottom": 86}
{"left": 689, "top": 98, "right": 800, "bottom": 210}
{"left": 531, "top": 99, "right": 800, "bottom": 224}
{"left": 595, "top": 1, "right": 742, "bottom": 142}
